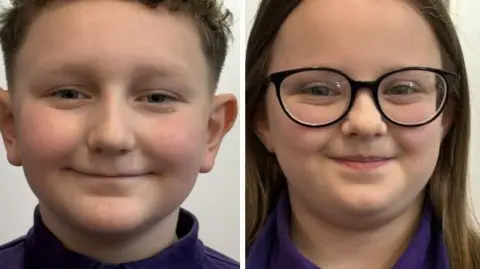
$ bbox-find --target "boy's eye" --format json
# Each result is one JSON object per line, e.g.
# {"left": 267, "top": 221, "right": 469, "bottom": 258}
{"left": 48, "top": 89, "right": 177, "bottom": 105}
{"left": 52, "top": 89, "right": 87, "bottom": 99}
{"left": 140, "top": 93, "right": 176, "bottom": 104}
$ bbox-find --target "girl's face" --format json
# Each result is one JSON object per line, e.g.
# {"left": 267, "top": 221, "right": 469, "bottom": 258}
{"left": 258, "top": 0, "right": 452, "bottom": 225}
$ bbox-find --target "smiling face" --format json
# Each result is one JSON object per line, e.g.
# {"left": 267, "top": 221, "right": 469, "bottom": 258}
{"left": 0, "top": 0, "right": 235, "bottom": 236}
{"left": 257, "top": 0, "right": 452, "bottom": 226}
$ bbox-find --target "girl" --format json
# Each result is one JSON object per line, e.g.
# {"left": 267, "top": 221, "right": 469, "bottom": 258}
{"left": 245, "top": 0, "right": 480, "bottom": 268}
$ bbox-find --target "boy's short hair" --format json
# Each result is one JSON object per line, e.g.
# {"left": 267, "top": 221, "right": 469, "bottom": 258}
{"left": 0, "top": 0, "right": 233, "bottom": 88}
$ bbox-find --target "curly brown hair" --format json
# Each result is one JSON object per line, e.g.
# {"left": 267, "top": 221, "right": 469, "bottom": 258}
{"left": 0, "top": 0, "right": 233, "bottom": 88}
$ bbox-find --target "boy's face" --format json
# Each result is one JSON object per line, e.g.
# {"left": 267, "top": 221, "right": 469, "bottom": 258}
{"left": 0, "top": 0, "right": 236, "bottom": 235}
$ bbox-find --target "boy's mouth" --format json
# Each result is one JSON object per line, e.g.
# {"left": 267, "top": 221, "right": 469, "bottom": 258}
{"left": 67, "top": 168, "right": 152, "bottom": 179}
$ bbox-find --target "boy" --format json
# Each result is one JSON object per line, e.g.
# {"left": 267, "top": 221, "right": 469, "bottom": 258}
{"left": 0, "top": 0, "right": 238, "bottom": 268}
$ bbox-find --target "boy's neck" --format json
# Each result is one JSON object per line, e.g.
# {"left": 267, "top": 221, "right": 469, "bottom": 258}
{"left": 289, "top": 192, "right": 424, "bottom": 269}
{"left": 38, "top": 204, "right": 179, "bottom": 264}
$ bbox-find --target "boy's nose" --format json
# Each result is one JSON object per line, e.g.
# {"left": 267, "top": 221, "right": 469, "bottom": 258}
{"left": 86, "top": 103, "right": 136, "bottom": 155}
{"left": 341, "top": 90, "right": 387, "bottom": 138}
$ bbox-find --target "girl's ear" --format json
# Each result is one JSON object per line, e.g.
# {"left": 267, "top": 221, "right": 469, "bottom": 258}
{"left": 441, "top": 101, "right": 454, "bottom": 139}
{"left": 254, "top": 95, "right": 275, "bottom": 153}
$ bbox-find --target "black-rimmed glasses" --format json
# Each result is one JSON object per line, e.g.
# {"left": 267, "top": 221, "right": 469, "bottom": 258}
{"left": 269, "top": 67, "right": 457, "bottom": 128}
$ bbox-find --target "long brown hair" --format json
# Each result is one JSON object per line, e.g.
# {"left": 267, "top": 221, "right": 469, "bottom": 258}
{"left": 245, "top": 0, "right": 480, "bottom": 268}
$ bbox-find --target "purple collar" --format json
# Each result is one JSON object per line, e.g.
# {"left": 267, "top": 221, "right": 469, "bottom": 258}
{"left": 247, "top": 193, "right": 450, "bottom": 269}
{"left": 24, "top": 206, "right": 206, "bottom": 269}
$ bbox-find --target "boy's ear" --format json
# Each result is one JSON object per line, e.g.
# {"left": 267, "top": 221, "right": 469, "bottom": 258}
{"left": 199, "top": 93, "right": 237, "bottom": 173}
{"left": 0, "top": 89, "right": 22, "bottom": 166}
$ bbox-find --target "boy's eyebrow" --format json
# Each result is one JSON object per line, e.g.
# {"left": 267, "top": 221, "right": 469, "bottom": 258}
{"left": 26, "top": 60, "right": 194, "bottom": 81}
{"left": 132, "top": 64, "right": 193, "bottom": 80}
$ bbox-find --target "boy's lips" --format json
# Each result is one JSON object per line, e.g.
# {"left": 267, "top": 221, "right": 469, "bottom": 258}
{"left": 67, "top": 168, "right": 152, "bottom": 178}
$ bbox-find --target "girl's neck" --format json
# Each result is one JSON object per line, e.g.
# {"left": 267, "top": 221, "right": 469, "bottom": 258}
{"left": 39, "top": 204, "right": 179, "bottom": 264}
{"left": 289, "top": 191, "right": 425, "bottom": 269}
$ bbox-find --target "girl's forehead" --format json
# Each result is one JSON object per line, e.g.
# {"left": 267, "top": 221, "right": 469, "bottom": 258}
{"left": 278, "top": 0, "right": 432, "bottom": 46}
{"left": 269, "top": 0, "right": 442, "bottom": 77}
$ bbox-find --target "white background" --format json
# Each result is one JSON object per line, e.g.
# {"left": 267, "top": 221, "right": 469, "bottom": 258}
{"left": 0, "top": 0, "right": 240, "bottom": 262}
{"left": 245, "top": 0, "right": 480, "bottom": 221}
{"left": 0, "top": 0, "right": 478, "bottom": 265}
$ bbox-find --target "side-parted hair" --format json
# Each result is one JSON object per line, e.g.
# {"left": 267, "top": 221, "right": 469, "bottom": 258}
{"left": 0, "top": 0, "right": 233, "bottom": 89}
{"left": 245, "top": 0, "right": 480, "bottom": 268}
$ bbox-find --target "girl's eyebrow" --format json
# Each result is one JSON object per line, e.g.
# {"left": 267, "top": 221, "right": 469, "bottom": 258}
{"left": 324, "top": 64, "right": 439, "bottom": 78}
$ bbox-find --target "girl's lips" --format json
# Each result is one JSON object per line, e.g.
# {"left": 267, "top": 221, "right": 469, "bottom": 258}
{"left": 330, "top": 157, "right": 393, "bottom": 170}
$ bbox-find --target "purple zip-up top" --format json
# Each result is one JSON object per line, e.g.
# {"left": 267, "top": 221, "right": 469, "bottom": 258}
{"left": 247, "top": 192, "right": 449, "bottom": 269}
{"left": 0, "top": 206, "right": 238, "bottom": 269}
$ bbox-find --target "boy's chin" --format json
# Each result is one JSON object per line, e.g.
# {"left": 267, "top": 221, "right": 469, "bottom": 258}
{"left": 77, "top": 207, "right": 148, "bottom": 234}
{"left": 60, "top": 197, "right": 175, "bottom": 236}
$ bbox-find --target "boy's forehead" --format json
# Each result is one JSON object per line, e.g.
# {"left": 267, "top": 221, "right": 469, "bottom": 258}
{"left": 13, "top": 0, "right": 210, "bottom": 89}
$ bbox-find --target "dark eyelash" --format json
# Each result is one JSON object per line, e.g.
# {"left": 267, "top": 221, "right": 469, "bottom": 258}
{"left": 50, "top": 89, "right": 86, "bottom": 99}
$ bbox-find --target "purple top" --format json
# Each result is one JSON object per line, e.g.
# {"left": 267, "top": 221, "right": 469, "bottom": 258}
{"left": 247, "top": 193, "right": 450, "bottom": 269}
{"left": 0, "top": 206, "right": 238, "bottom": 269}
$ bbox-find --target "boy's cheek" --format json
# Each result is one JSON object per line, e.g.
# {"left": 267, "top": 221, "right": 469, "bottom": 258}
{"left": 144, "top": 116, "right": 209, "bottom": 167}
{"left": 16, "top": 108, "right": 80, "bottom": 162}
{"left": 14, "top": 99, "right": 210, "bottom": 163}
{"left": 16, "top": 106, "right": 210, "bottom": 166}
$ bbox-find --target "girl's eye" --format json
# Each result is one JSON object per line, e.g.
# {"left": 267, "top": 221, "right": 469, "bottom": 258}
{"left": 386, "top": 85, "right": 419, "bottom": 95}
{"left": 51, "top": 89, "right": 87, "bottom": 99}
{"left": 303, "top": 85, "right": 339, "bottom": 96}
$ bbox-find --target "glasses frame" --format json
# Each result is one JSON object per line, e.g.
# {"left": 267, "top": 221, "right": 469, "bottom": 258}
{"left": 269, "top": 66, "right": 458, "bottom": 128}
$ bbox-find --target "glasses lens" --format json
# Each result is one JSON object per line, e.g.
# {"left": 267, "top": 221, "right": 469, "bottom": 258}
{"left": 279, "top": 70, "right": 351, "bottom": 125}
{"left": 378, "top": 70, "right": 447, "bottom": 125}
